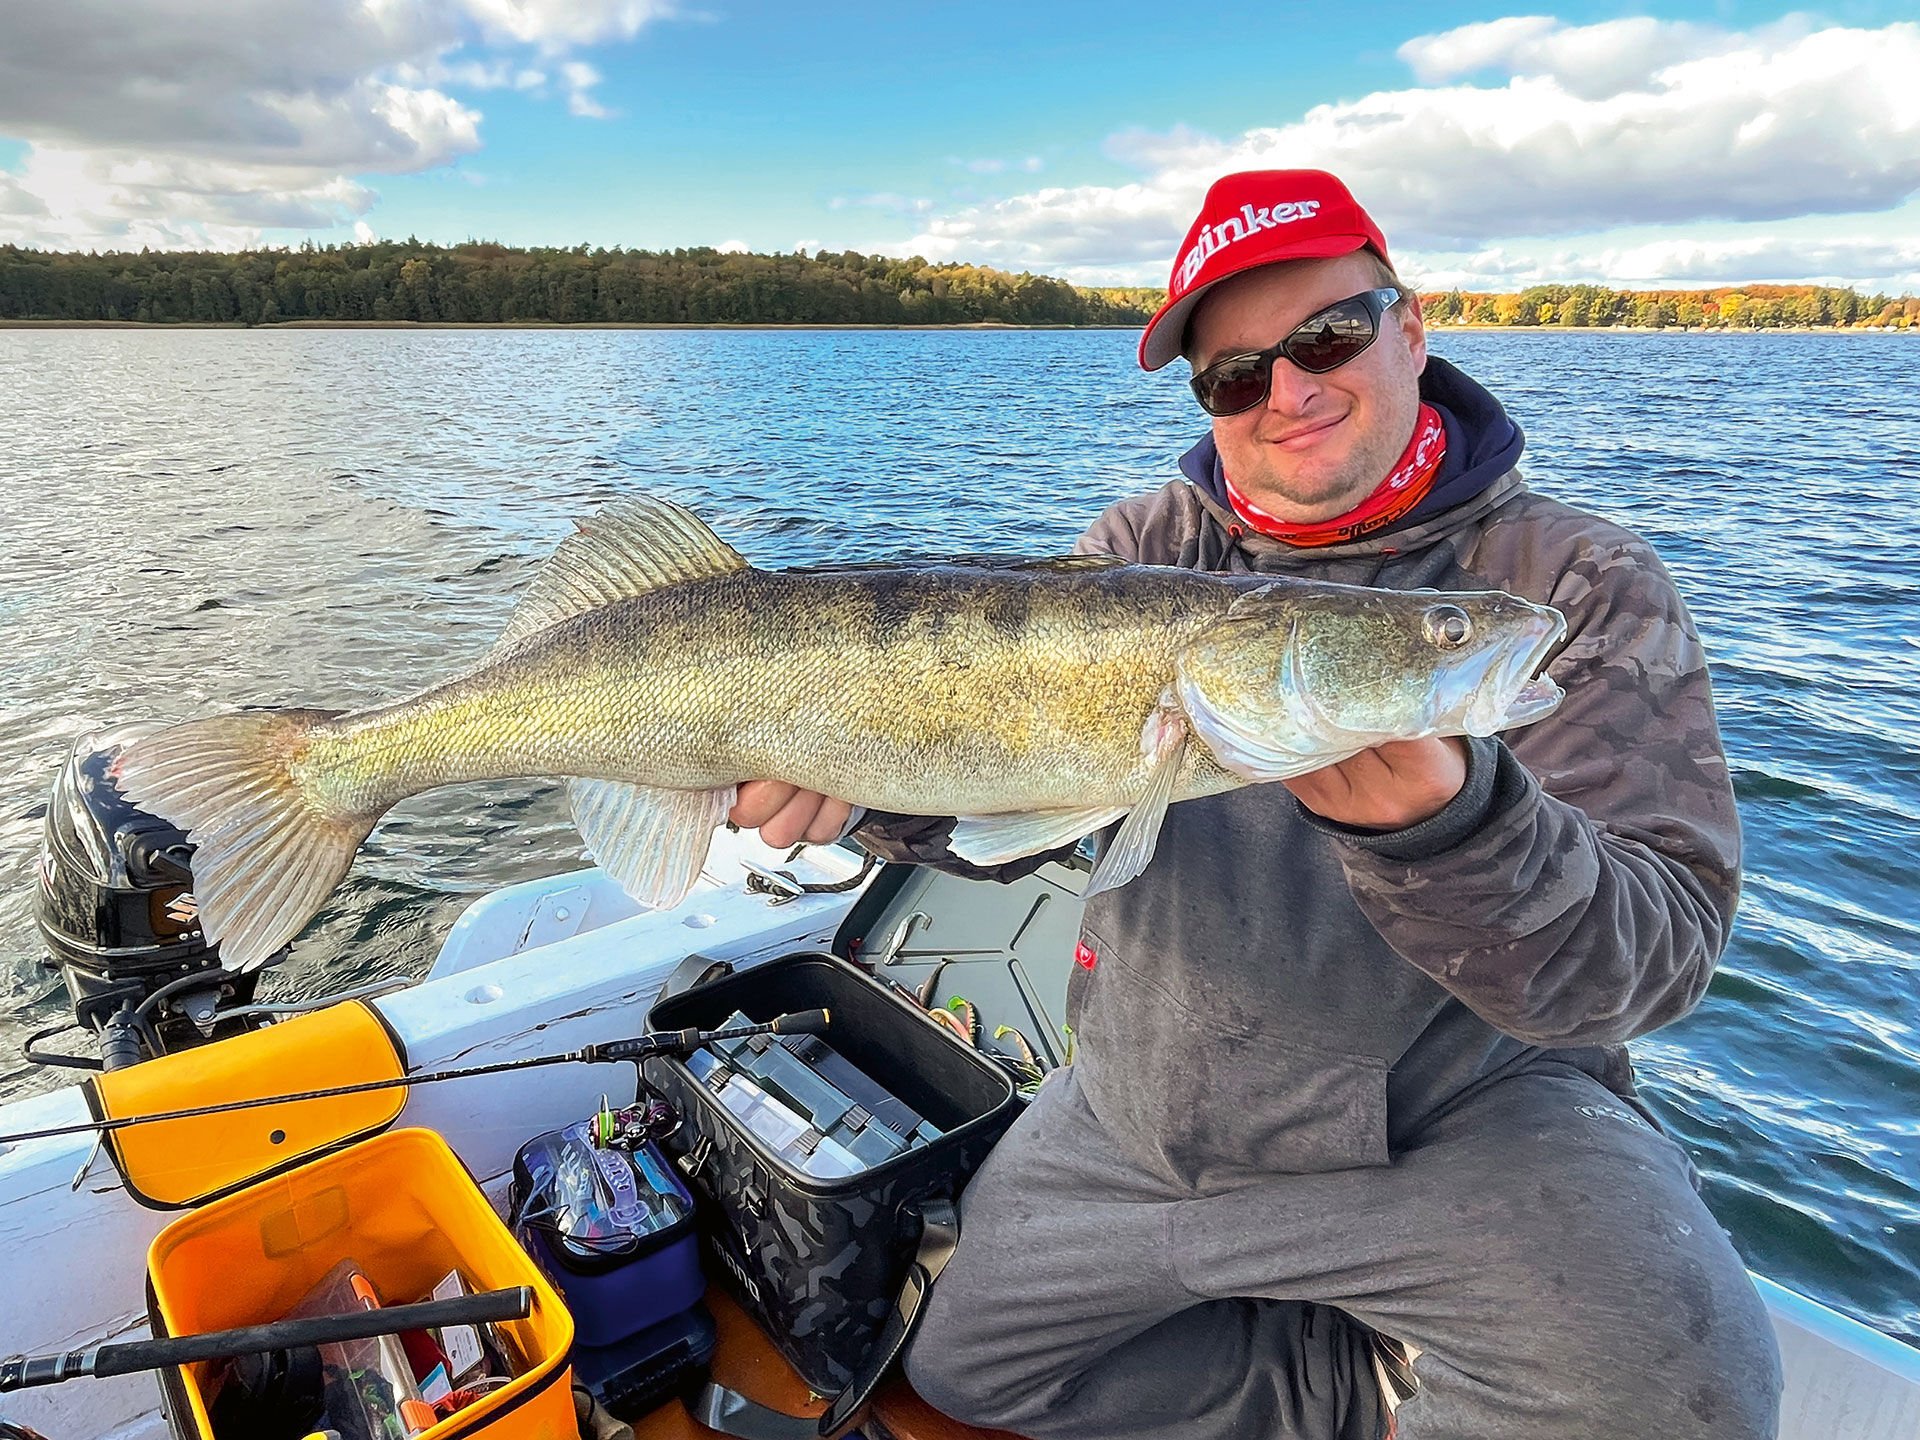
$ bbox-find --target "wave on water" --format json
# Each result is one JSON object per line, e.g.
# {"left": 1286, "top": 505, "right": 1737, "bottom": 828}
{"left": 0, "top": 325, "right": 1915, "bottom": 1346}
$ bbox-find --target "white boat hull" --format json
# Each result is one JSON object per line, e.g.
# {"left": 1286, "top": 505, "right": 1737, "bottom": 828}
{"left": 0, "top": 833, "right": 1913, "bottom": 1439}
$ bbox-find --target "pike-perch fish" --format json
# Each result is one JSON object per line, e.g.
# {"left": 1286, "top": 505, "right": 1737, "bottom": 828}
{"left": 114, "top": 494, "right": 1569, "bottom": 970}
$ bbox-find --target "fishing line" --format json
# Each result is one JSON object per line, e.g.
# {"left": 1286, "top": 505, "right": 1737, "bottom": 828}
{"left": 0, "top": 1010, "right": 830, "bottom": 1149}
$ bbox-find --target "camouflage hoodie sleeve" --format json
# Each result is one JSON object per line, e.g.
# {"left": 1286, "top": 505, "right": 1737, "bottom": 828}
{"left": 1314, "top": 517, "right": 1741, "bottom": 1046}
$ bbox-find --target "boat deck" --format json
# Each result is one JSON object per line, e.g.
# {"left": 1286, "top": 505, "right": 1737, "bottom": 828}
{"left": 627, "top": 1288, "right": 1014, "bottom": 1440}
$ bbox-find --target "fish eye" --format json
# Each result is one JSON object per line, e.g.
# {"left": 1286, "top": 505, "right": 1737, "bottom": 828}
{"left": 1423, "top": 605, "right": 1473, "bottom": 650}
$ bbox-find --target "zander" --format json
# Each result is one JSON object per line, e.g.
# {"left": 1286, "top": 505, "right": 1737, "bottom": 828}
{"left": 114, "top": 494, "right": 1568, "bottom": 969}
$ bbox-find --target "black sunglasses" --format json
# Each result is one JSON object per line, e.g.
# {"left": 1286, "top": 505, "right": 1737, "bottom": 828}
{"left": 1189, "top": 286, "right": 1407, "bottom": 417}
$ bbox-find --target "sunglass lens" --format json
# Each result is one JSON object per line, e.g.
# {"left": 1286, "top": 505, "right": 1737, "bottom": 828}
{"left": 1196, "top": 357, "right": 1271, "bottom": 416}
{"left": 1285, "top": 301, "right": 1376, "bottom": 373}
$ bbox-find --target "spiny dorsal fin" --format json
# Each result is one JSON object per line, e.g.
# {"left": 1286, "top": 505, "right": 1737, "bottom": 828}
{"left": 494, "top": 494, "right": 751, "bottom": 653}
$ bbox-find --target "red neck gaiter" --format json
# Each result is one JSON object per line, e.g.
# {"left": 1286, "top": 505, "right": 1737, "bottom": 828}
{"left": 1224, "top": 403, "right": 1447, "bottom": 548}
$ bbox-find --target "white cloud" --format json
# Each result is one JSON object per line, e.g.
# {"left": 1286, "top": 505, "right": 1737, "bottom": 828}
{"left": 461, "top": 0, "right": 678, "bottom": 52}
{"left": 0, "top": 0, "right": 666, "bottom": 250}
{"left": 560, "top": 60, "right": 613, "bottom": 118}
{"left": 900, "top": 18, "right": 1920, "bottom": 288}
{"left": 1559, "top": 234, "right": 1920, "bottom": 291}
{"left": 828, "top": 192, "right": 935, "bottom": 217}
{"left": 1393, "top": 14, "right": 1783, "bottom": 100}
{"left": 715, "top": 238, "right": 749, "bottom": 253}
{"left": 0, "top": 172, "right": 48, "bottom": 218}
{"left": 1404, "top": 232, "right": 1920, "bottom": 294}
{"left": 401, "top": 58, "right": 550, "bottom": 91}
{"left": 4, "top": 145, "right": 380, "bottom": 251}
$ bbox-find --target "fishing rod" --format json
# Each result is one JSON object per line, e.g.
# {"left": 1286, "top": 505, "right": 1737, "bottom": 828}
{"left": 0, "top": 1010, "right": 831, "bottom": 1149}
{"left": 0, "top": 1285, "right": 531, "bottom": 1391}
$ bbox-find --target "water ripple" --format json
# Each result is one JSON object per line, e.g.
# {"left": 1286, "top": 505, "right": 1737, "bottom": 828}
{"left": 1, "top": 326, "right": 1916, "bottom": 1346}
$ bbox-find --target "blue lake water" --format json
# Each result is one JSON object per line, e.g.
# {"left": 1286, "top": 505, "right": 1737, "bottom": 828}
{"left": 1, "top": 326, "right": 1915, "bottom": 1346}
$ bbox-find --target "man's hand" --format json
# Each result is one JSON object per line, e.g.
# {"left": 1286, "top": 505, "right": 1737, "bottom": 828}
{"left": 1282, "top": 736, "right": 1467, "bottom": 832}
{"left": 730, "top": 781, "right": 855, "bottom": 849}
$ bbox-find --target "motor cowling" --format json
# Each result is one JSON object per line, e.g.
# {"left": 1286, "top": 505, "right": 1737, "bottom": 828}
{"left": 33, "top": 726, "right": 266, "bottom": 1066}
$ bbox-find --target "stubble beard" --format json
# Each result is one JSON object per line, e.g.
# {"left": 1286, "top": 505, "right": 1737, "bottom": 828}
{"left": 1232, "top": 415, "right": 1413, "bottom": 523}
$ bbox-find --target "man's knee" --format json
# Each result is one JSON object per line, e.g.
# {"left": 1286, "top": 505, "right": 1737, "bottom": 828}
{"left": 1410, "top": 1077, "right": 1780, "bottom": 1437}
{"left": 1614, "top": 1254, "right": 1782, "bottom": 1440}
{"left": 1406, "top": 1239, "right": 1782, "bottom": 1440}
{"left": 1543, "top": 1167, "right": 1783, "bottom": 1437}
{"left": 903, "top": 1288, "right": 1047, "bottom": 1431}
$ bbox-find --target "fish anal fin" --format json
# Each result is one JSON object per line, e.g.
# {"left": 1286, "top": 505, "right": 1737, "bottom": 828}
{"left": 494, "top": 494, "right": 751, "bottom": 653}
{"left": 569, "top": 778, "right": 733, "bottom": 910}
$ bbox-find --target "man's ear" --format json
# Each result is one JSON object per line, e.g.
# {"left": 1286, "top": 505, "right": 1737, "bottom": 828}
{"left": 1401, "top": 288, "right": 1429, "bottom": 375}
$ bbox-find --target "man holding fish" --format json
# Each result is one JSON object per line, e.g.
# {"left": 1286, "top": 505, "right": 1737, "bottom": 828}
{"left": 741, "top": 173, "right": 1785, "bottom": 1439}
{"left": 116, "top": 171, "right": 1782, "bottom": 1439}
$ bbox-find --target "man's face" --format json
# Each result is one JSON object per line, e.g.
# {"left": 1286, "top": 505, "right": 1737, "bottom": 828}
{"left": 1187, "top": 252, "right": 1428, "bottom": 524}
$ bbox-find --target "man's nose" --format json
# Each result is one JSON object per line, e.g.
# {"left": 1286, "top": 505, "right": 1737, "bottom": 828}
{"left": 1263, "top": 355, "right": 1323, "bottom": 414}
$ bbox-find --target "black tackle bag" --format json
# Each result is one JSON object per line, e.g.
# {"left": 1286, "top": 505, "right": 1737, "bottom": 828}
{"left": 642, "top": 950, "right": 1022, "bottom": 1438}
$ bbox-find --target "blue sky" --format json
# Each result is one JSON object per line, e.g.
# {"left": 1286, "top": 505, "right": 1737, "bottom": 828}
{"left": 2, "top": 2, "right": 1917, "bottom": 290}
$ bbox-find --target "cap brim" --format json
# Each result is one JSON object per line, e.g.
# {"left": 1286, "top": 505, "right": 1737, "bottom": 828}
{"left": 1136, "top": 233, "right": 1380, "bottom": 373}
{"left": 1138, "top": 285, "right": 1210, "bottom": 372}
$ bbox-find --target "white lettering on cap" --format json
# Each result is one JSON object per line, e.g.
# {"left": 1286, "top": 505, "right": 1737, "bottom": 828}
{"left": 1175, "top": 198, "right": 1323, "bottom": 292}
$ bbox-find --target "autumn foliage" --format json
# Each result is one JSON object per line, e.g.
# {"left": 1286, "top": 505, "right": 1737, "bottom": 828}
{"left": 1420, "top": 283, "right": 1917, "bottom": 330}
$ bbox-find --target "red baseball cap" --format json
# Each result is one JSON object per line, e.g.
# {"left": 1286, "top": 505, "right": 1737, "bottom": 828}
{"left": 1138, "top": 170, "right": 1393, "bottom": 371}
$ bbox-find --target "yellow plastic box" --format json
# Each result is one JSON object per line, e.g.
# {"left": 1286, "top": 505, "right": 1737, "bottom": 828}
{"left": 147, "top": 1127, "right": 576, "bottom": 1439}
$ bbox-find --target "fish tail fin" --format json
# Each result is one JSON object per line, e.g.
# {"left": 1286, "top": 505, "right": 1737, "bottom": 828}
{"left": 112, "top": 708, "right": 373, "bottom": 971}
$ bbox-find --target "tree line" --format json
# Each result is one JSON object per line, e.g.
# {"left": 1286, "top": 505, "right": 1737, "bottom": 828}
{"left": 0, "top": 240, "right": 1159, "bottom": 327}
{"left": 1421, "top": 282, "right": 1916, "bottom": 330}
{"left": 0, "top": 240, "right": 1910, "bottom": 330}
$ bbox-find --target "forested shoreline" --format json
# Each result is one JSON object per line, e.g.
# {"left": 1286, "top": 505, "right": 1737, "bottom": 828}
{"left": 1424, "top": 282, "right": 1915, "bottom": 330}
{"left": 0, "top": 241, "right": 1160, "bottom": 326}
{"left": 0, "top": 240, "right": 1913, "bottom": 330}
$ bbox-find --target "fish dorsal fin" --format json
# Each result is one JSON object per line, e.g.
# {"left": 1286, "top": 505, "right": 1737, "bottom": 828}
{"left": 494, "top": 494, "right": 750, "bottom": 653}
{"left": 1004, "top": 553, "right": 1132, "bottom": 571}
{"left": 782, "top": 552, "right": 1131, "bottom": 578}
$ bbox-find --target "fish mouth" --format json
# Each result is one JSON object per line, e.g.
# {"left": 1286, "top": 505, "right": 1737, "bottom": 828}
{"left": 1501, "top": 671, "right": 1564, "bottom": 727}
{"left": 1466, "top": 609, "right": 1569, "bottom": 736}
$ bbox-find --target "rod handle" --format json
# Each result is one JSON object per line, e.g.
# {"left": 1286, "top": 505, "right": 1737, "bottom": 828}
{"left": 0, "top": 1286, "right": 533, "bottom": 1389}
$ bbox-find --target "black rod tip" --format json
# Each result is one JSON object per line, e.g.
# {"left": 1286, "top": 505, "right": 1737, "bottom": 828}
{"left": 771, "top": 1008, "right": 830, "bottom": 1035}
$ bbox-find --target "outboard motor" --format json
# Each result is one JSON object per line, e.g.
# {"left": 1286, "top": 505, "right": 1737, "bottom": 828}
{"left": 30, "top": 726, "right": 272, "bottom": 1070}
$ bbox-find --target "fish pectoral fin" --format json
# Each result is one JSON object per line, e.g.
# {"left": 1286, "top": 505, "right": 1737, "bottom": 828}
{"left": 948, "top": 806, "right": 1128, "bottom": 867}
{"left": 1176, "top": 667, "right": 1337, "bottom": 782}
{"left": 493, "top": 494, "right": 751, "bottom": 654}
{"left": 569, "top": 779, "right": 734, "bottom": 910}
{"left": 1081, "top": 732, "right": 1188, "bottom": 901}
